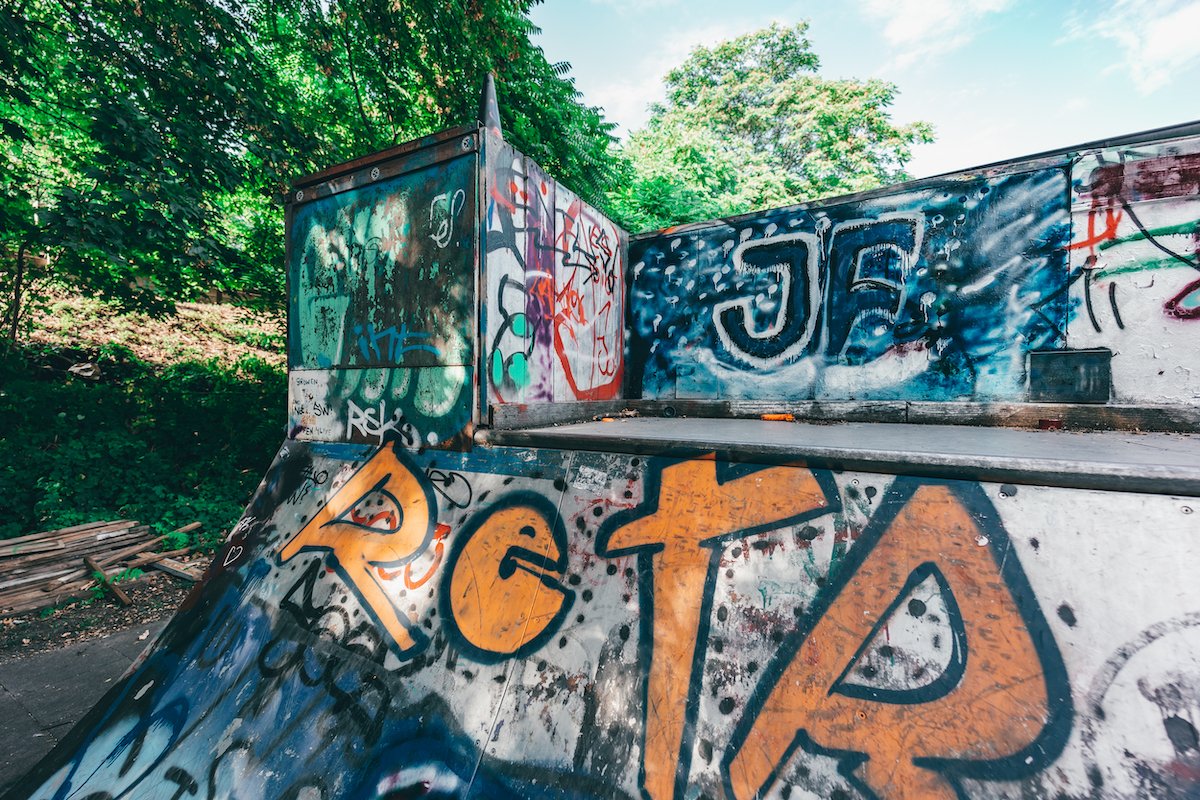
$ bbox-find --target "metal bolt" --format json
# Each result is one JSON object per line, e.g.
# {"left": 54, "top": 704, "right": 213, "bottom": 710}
{"left": 462, "top": 136, "right": 472, "bottom": 150}
{"left": 370, "top": 167, "right": 381, "bottom": 181}
{"left": 295, "top": 190, "right": 304, "bottom": 201}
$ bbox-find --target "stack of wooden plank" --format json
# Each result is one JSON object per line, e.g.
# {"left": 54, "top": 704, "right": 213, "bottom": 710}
{"left": 0, "top": 520, "right": 203, "bottom": 616}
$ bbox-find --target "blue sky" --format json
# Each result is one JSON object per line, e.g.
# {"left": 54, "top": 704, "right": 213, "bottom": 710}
{"left": 529, "top": 0, "right": 1200, "bottom": 178}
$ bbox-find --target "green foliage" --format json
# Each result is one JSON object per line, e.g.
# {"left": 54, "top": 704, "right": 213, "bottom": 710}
{"left": 0, "top": 0, "right": 623, "bottom": 326}
{"left": 258, "top": 0, "right": 622, "bottom": 208}
{"left": 608, "top": 22, "right": 935, "bottom": 231}
{"left": 0, "top": 344, "right": 285, "bottom": 550}
{"left": 605, "top": 115, "right": 792, "bottom": 233}
{"left": 111, "top": 567, "right": 145, "bottom": 583}
{"left": 1, "top": 0, "right": 311, "bottom": 318}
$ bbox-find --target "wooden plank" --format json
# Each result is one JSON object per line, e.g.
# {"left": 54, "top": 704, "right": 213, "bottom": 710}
{"left": 1, "top": 519, "right": 138, "bottom": 553}
{"left": 128, "top": 548, "right": 192, "bottom": 569}
{"left": 2, "top": 523, "right": 143, "bottom": 562}
{"left": 0, "top": 573, "right": 162, "bottom": 616}
{"left": 84, "top": 555, "right": 132, "bottom": 606}
{"left": 4, "top": 533, "right": 156, "bottom": 579}
{"left": 19, "top": 533, "right": 166, "bottom": 592}
{"left": 0, "top": 579, "right": 93, "bottom": 615}
{"left": 3, "top": 526, "right": 150, "bottom": 568}
{"left": 0, "top": 519, "right": 132, "bottom": 547}
{"left": 149, "top": 557, "right": 203, "bottom": 582}
{"left": 1, "top": 541, "right": 66, "bottom": 557}
{"left": 0, "top": 568, "right": 76, "bottom": 591}
{"left": 97, "top": 534, "right": 169, "bottom": 568}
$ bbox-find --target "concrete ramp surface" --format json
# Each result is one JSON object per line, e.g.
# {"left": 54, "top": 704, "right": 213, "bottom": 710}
{"left": 8, "top": 111, "right": 1200, "bottom": 800}
{"left": 9, "top": 437, "right": 1200, "bottom": 800}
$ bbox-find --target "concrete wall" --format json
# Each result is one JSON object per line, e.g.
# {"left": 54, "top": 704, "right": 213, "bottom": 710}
{"left": 483, "top": 132, "right": 627, "bottom": 407}
{"left": 285, "top": 126, "right": 630, "bottom": 450}
{"left": 1067, "top": 137, "right": 1200, "bottom": 404}
{"left": 286, "top": 131, "right": 480, "bottom": 450}
{"left": 627, "top": 131, "right": 1200, "bottom": 407}
{"left": 14, "top": 440, "right": 1200, "bottom": 800}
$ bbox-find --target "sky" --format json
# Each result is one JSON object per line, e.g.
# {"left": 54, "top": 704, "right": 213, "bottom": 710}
{"left": 529, "top": 0, "right": 1200, "bottom": 179}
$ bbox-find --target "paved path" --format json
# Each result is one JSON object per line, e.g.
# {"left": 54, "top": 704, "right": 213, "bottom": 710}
{"left": 0, "top": 619, "right": 170, "bottom": 797}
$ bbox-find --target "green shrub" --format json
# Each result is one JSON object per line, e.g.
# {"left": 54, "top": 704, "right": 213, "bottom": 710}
{"left": 0, "top": 344, "right": 285, "bottom": 550}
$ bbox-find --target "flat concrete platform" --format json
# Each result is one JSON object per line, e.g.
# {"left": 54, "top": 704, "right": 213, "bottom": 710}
{"left": 0, "top": 619, "right": 169, "bottom": 797}
{"left": 479, "top": 418, "right": 1200, "bottom": 496}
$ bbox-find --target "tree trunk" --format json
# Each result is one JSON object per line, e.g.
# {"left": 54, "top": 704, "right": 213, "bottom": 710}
{"left": 8, "top": 242, "right": 26, "bottom": 345}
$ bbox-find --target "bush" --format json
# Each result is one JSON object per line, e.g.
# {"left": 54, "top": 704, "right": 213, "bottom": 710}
{"left": 0, "top": 343, "right": 285, "bottom": 550}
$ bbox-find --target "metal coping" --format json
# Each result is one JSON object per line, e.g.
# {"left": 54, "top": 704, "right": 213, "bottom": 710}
{"left": 288, "top": 123, "right": 481, "bottom": 192}
{"left": 475, "top": 417, "right": 1200, "bottom": 497}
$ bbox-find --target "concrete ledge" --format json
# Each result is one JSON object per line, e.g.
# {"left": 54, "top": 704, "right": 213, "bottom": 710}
{"left": 476, "top": 417, "right": 1200, "bottom": 497}
{"left": 489, "top": 399, "right": 1200, "bottom": 433}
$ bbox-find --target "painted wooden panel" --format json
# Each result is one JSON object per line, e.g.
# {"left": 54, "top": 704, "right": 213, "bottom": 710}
{"left": 628, "top": 169, "right": 1071, "bottom": 403}
{"left": 289, "top": 153, "right": 477, "bottom": 371}
{"left": 1067, "top": 135, "right": 1200, "bottom": 405}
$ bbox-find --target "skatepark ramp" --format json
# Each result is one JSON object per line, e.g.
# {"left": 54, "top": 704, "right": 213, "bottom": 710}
{"left": 8, "top": 84, "right": 1200, "bottom": 800}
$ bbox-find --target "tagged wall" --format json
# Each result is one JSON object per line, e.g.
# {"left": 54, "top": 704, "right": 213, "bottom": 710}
{"left": 287, "top": 132, "right": 479, "bottom": 450}
{"left": 627, "top": 130, "right": 1200, "bottom": 407}
{"left": 627, "top": 169, "right": 1071, "bottom": 402}
{"left": 15, "top": 440, "right": 1200, "bottom": 800}
{"left": 484, "top": 132, "right": 627, "bottom": 407}
{"left": 1067, "top": 137, "right": 1200, "bottom": 404}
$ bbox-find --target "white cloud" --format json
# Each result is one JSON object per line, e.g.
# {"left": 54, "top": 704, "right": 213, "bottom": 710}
{"left": 576, "top": 22, "right": 762, "bottom": 139}
{"left": 1065, "top": 0, "right": 1200, "bottom": 93}
{"left": 856, "top": 0, "right": 1015, "bottom": 67}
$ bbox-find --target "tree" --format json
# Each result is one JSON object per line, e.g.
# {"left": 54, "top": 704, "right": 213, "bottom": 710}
{"left": 0, "top": 0, "right": 621, "bottom": 325}
{"left": 1, "top": 0, "right": 313, "bottom": 325}
{"left": 609, "top": 22, "right": 935, "bottom": 231}
{"left": 260, "top": 0, "right": 620, "bottom": 206}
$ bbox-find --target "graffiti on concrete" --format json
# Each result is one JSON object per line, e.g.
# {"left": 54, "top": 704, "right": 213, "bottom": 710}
{"left": 289, "top": 365, "right": 471, "bottom": 449}
{"left": 722, "top": 481, "right": 1071, "bottom": 800}
{"left": 1068, "top": 139, "right": 1200, "bottom": 405}
{"left": 278, "top": 442, "right": 440, "bottom": 659}
{"left": 287, "top": 153, "right": 477, "bottom": 448}
{"left": 19, "top": 440, "right": 1200, "bottom": 800}
{"left": 628, "top": 170, "right": 1070, "bottom": 402}
{"left": 595, "top": 458, "right": 837, "bottom": 800}
{"left": 289, "top": 157, "right": 475, "bottom": 371}
{"left": 484, "top": 135, "right": 625, "bottom": 405}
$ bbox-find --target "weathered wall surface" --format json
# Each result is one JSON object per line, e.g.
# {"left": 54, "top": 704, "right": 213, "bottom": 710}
{"left": 1067, "top": 137, "right": 1200, "bottom": 404}
{"left": 16, "top": 441, "right": 1200, "bottom": 800}
{"left": 287, "top": 148, "right": 478, "bottom": 449}
{"left": 627, "top": 133, "right": 1200, "bottom": 407}
{"left": 484, "top": 132, "right": 627, "bottom": 407}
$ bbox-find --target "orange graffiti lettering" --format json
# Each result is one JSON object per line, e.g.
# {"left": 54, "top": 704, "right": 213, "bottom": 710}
{"left": 598, "top": 459, "right": 831, "bottom": 800}
{"left": 725, "top": 482, "right": 1070, "bottom": 800}
{"left": 441, "top": 492, "right": 574, "bottom": 662}
{"left": 278, "top": 443, "right": 438, "bottom": 658}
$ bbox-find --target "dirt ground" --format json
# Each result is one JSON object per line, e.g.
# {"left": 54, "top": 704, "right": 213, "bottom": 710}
{"left": 0, "top": 575, "right": 193, "bottom": 663}
{"left": 23, "top": 287, "right": 285, "bottom": 369}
